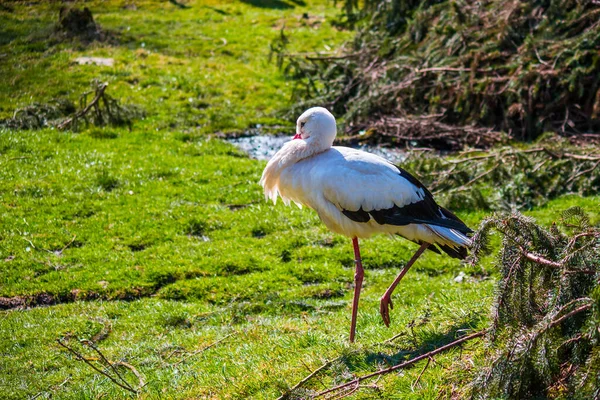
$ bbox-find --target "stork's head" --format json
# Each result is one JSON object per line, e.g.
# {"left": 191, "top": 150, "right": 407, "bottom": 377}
{"left": 293, "top": 107, "right": 337, "bottom": 148}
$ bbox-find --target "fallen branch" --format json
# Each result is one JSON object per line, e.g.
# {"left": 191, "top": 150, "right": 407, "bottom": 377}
{"left": 312, "top": 329, "right": 487, "bottom": 398}
{"left": 57, "top": 82, "right": 107, "bottom": 130}
{"left": 384, "top": 330, "right": 407, "bottom": 343}
{"left": 3, "top": 80, "right": 140, "bottom": 131}
{"left": 56, "top": 338, "right": 140, "bottom": 394}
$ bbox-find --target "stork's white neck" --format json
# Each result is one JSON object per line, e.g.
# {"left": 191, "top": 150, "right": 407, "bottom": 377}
{"left": 259, "top": 137, "right": 331, "bottom": 204}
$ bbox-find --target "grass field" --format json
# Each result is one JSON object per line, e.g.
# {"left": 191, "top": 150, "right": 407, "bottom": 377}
{"left": 1, "top": 1, "right": 598, "bottom": 399}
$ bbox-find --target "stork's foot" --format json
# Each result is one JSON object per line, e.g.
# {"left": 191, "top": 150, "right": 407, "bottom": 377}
{"left": 379, "top": 295, "right": 394, "bottom": 327}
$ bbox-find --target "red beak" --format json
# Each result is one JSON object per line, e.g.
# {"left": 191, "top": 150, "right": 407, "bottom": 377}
{"left": 293, "top": 133, "right": 302, "bottom": 140}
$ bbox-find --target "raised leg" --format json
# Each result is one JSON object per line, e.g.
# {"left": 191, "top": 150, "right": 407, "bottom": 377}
{"left": 349, "top": 237, "right": 364, "bottom": 343}
{"left": 380, "top": 243, "right": 430, "bottom": 327}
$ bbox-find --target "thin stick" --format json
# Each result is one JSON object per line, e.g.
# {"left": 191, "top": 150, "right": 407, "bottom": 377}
{"left": 277, "top": 359, "right": 334, "bottom": 400}
{"left": 112, "top": 361, "right": 146, "bottom": 389}
{"left": 327, "top": 381, "right": 359, "bottom": 400}
{"left": 20, "top": 237, "right": 54, "bottom": 255}
{"left": 1, "top": 156, "right": 31, "bottom": 164}
{"left": 457, "top": 165, "right": 499, "bottom": 190}
{"left": 549, "top": 303, "right": 593, "bottom": 328}
{"left": 300, "top": 359, "right": 328, "bottom": 389}
{"left": 502, "top": 233, "right": 598, "bottom": 274}
{"left": 411, "top": 356, "right": 432, "bottom": 390}
{"left": 415, "top": 67, "right": 494, "bottom": 73}
{"left": 447, "top": 154, "right": 497, "bottom": 164}
{"left": 59, "top": 235, "right": 77, "bottom": 255}
{"left": 519, "top": 244, "right": 598, "bottom": 273}
{"left": 305, "top": 52, "right": 366, "bottom": 61}
{"left": 522, "top": 250, "right": 562, "bottom": 268}
{"left": 81, "top": 340, "right": 134, "bottom": 391}
{"left": 446, "top": 147, "right": 600, "bottom": 167}
{"left": 56, "top": 339, "right": 138, "bottom": 394}
{"left": 313, "top": 329, "right": 487, "bottom": 398}
{"left": 566, "top": 159, "right": 600, "bottom": 184}
{"left": 435, "top": 164, "right": 499, "bottom": 195}
{"left": 447, "top": 147, "right": 547, "bottom": 164}
{"left": 384, "top": 330, "right": 407, "bottom": 343}
{"left": 566, "top": 232, "right": 600, "bottom": 249}
{"left": 172, "top": 332, "right": 236, "bottom": 366}
{"left": 562, "top": 152, "right": 600, "bottom": 161}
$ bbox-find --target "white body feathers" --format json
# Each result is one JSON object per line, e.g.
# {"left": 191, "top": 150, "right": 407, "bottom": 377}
{"left": 259, "top": 107, "right": 471, "bottom": 252}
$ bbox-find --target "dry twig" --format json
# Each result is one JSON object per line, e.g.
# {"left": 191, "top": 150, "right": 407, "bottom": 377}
{"left": 57, "top": 82, "right": 107, "bottom": 130}
{"left": 171, "top": 332, "right": 236, "bottom": 367}
{"left": 56, "top": 338, "right": 140, "bottom": 394}
{"left": 411, "top": 356, "right": 432, "bottom": 390}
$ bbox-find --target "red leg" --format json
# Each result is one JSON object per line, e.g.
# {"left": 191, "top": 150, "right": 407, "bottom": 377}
{"left": 380, "top": 243, "right": 429, "bottom": 327}
{"left": 349, "top": 237, "right": 364, "bottom": 343}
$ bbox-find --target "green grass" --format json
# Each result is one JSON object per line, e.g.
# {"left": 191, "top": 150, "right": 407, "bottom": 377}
{"left": 2, "top": 127, "right": 598, "bottom": 398}
{"left": 0, "top": 0, "right": 349, "bottom": 132}
{"left": 1, "top": 0, "right": 599, "bottom": 399}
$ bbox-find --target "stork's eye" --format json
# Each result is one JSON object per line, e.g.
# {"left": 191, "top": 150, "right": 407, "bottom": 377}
{"left": 300, "top": 122, "right": 305, "bottom": 128}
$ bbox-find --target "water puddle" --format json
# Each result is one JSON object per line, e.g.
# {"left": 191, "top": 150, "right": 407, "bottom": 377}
{"left": 228, "top": 135, "right": 407, "bottom": 163}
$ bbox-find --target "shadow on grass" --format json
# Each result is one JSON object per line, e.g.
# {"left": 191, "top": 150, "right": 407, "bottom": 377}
{"left": 340, "top": 315, "right": 485, "bottom": 372}
{"left": 204, "top": 5, "right": 230, "bottom": 15}
{"left": 239, "top": 0, "right": 296, "bottom": 9}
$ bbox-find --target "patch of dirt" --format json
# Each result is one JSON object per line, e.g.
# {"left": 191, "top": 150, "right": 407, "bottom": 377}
{"left": 0, "top": 293, "right": 56, "bottom": 310}
{"left": 0, "top": 287, "right": 150, "bottom": 310}
{"left": 0, "top": 296, "right": 27, "bottom": 310}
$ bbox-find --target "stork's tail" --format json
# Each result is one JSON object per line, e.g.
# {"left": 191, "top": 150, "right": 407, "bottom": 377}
{"left": 424, "top": 226, "right": 471, "bottom": 259}
{"left": 427, "top": 206, "right": 473, "bottom": 259}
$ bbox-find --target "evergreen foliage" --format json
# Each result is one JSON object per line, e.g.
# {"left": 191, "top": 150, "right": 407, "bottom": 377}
{"left": 274, "top": 0, "right": 600, "bottom": 147}
{"left": 469, "top": 208, "right": 600, "bottom": 398}
{"left": 402, "top": 144, "right": 600, "bottom": 211}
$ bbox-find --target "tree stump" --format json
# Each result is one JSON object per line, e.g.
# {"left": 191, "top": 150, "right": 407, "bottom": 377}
{"left": 58, "top": 7, "right": 99, "bottom": 40}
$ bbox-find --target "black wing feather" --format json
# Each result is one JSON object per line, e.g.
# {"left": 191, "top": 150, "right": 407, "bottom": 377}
{"left": 342, "top": 207, "right": 371, "bottom": 223}
{"left": 340, "top": 166, "right": 472, "bottom": 236}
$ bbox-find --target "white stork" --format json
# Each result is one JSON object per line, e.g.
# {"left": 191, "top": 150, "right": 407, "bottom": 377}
{"left": 260, "top": 107, "right": 472, "bottom": 342}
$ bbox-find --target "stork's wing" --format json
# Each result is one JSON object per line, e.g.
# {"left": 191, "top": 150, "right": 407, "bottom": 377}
{"left": 318, "top": 148, "right": 472, "bottom": 234}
